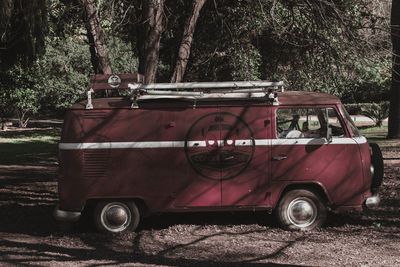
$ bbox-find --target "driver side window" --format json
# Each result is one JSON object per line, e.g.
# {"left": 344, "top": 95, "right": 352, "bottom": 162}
{"left": 276, "top": 107, "right": 345, "bottom": 139}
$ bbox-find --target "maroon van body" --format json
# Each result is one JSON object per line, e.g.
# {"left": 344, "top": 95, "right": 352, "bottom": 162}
{"left": 54, "top": 77, "right": 382, "bottom": 232}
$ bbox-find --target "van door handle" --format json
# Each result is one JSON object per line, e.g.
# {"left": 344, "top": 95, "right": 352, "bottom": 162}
{"left": 272, "top": 155, "right": 287, "bottom": 161}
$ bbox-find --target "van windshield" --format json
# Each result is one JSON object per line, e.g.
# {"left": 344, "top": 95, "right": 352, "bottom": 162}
{"left": 341, "top": 104, "right": 361, "bottom": 137}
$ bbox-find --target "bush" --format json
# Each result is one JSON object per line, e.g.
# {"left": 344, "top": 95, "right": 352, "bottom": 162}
{"left": 343, "top": 103, "right": 363, "bottom": 115}
{"left": 35, "top": 37, "right": 92, "bottom": 111}
{"left": 360, "top": 102, "right": 389, "bottom": 127}
{"left": 0, "top": 63, "right": 40, "bottom": 128}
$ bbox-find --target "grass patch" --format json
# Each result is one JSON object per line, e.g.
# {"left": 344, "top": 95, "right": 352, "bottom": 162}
{"left": 358, "top": 124, "right": 400, "bottom": 147}
{"left": 0, "top": 127, "right": 61, "bottom": 140}
{"left": 0, "top": 128, "right": 61, "bottom": 165}
{"left": 361, "top": 129, "right": 388, "bottom": 143}
{"left": 359, "top": 125, "right": 388, "bottom": 133}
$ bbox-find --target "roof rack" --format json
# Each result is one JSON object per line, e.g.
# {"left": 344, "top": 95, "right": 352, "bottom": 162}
{"left": 128, "top": 81, "right": 284, "bottom": 109}
{"left": 84, "top": 74, "right": 284, "bottom": 109}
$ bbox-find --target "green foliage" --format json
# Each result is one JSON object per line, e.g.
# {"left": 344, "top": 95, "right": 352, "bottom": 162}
{"left": 182, "top": 0, "right": 264, "bottom": 82}
{"left": 35, "top": 36, "right": 92, "bottom": 110}
{"left": 257, "top": 0, "right": 390, "bottom": 103}
{"left": 0, "top": 0, "right": 392, "bottom": 122}
{"left": 0, "top": 80, "right": 14, "bottom": 124}
{"left": 107, "top": 37, "right": 138, "bottom": 74}
{"left": 27, "top": 35, "right": 137, "bottom": 111}
{"left": 343, "top": 103, "right": 364, "bottom": 115}
{"left": 339, "top": 56, "right": 391, "bottom": 103}
{"left": 229, "top": 42, "right": 262, "bottom": 81}
{"left": 361, "top": 102, "right": 389, "bottom": 127}
{"left": 0, "top": 63, "right": 41, "bottom": 127}
{"left": 372, "top": 222, "right": 382, "bottom": 228}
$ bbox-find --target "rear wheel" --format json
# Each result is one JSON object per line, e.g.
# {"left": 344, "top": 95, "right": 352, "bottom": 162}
{"left": 370, "top": 143, "right": 383, "bottom": 192}
{"left": 94, "top": 201, "right": 140, "bottom": 233}
{"left": 276, "top": 189, "right": 326, "bottom": 231}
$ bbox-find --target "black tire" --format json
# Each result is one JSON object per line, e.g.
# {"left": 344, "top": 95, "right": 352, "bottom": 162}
{"left": 276, "top": 189, "right": 327, "bottom": 231}
{"left": 370, "top": 143, "right": 384, "bottom": 192}
{"left": 94, "top": 201, "right": 140, "bottom": 234}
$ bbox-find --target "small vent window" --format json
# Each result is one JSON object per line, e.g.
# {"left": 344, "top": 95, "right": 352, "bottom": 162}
{"left": 83, "top": 150, "right": 109, "bottom": 179}
{"left": 83, "top": 111, "right": 107, "bottom": 119}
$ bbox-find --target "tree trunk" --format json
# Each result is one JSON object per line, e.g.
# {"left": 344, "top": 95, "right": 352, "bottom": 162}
{"left": 137, "top": 0, "right": 164, "bottom": 84}
{"left": 388, "top": 0, "right": 400, "bottom": 138}
{"left": 0, "top": 0, "right": 47, "bottom": 70}
{"left": 170, "top": 0, "right": 207, "bottom": 83}
{"left": 18, "top": 110, "right": 29, "bottom": 128}
{"left": 81, "top": 0, "right": 112, "bottom": 75}
{"left": 85, "top": 27, "right": 101, "bottom": 74}
{"left": 0, "top": 0, "right": 13, "bottom": 35}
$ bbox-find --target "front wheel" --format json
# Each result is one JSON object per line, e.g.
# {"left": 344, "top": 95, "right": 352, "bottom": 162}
{"left": 276, "top": 189, "right": 326, "bottom": 231}
{"left": 370, "top": 143, "right": 383, "bottom": 192}
{"left": 94, "top": 201, "right": 140, "bottom": 234}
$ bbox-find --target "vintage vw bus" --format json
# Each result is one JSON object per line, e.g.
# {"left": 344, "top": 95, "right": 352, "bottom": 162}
{"left": 54, "top": 74, "right": 383, "bottom": 232}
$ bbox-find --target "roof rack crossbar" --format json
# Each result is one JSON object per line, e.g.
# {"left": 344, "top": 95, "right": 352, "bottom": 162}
{"left": 143, "top": 90, "right": 203, "bottom": 96}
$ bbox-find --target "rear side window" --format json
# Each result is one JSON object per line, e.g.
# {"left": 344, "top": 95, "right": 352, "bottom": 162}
{"left": 276, "top": 107, "right": 345, "bottom": 139}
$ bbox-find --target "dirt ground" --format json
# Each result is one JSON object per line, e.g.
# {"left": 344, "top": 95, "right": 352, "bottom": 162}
{"left": 0, "top": 130, "right": 399, "bottom": 266}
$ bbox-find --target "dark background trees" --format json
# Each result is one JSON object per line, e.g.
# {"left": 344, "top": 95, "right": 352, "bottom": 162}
{"left": 0, "top": 0, "right": 396, "bottom": 136}
{"left": 388, "top": 0, "right": 400, "bottom": 138}
{"left": 0, "top": 0, "right": 47, "bottom": 70}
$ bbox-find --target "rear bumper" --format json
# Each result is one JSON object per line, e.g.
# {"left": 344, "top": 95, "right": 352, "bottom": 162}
{"left": 364, "top": 195, "right": 380, "bottom": 209}
{"left": 53, "top": 206, "right": 81, "bottom": 222}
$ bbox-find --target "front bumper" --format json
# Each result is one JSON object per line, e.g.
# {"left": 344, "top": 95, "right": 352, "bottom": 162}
{"left": 364, "top": 195, "right": 380, "bottom": 209}
{"left": 53, "top": 206, "right": 81, "bottom": 222}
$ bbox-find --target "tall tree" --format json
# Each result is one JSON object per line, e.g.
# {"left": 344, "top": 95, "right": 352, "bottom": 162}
{"left": 0, "top": 0, "right": 47, "bottom": 71}
{"left": 0, "top": 0, "right": 13, "bottom": 36}
{"left": 136, "top": 0, "right": 164, "bottom": 83}
{"left": 81, "top": 0, "right": 112, "bottom": 74}
{"left": 170, "top": 0, "right": 207, "bottom": 83}
{"left": 388, "top": 0, "right": 400, "bottom": 138}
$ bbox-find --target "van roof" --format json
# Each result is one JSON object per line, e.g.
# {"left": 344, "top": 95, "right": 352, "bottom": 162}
{"left": 71, "top": 91, "right": 341, "bottom": 110}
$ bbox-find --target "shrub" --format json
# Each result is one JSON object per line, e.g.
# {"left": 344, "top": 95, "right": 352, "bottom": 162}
{"left": 343, "top": 103, "right": 363, "bottom": 115}
{"left": 0, "top": 63, "right": 40, "bottom": 128}
{"left": 360, "top": 102, "right": 389, "bottom": 127}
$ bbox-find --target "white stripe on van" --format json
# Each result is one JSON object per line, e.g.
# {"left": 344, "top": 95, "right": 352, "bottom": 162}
{"left": 59, "top": 136, "right": 366, "bottom": 150}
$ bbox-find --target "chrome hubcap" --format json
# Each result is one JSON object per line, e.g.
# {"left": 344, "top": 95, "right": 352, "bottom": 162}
{"left": 101, "top": 203, "right": 131, "bottom": 232}
{"left": 287, "top": 198, "right": 317, "bottom": 228}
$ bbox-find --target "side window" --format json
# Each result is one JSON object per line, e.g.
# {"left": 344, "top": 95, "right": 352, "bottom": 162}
{"left": 276, "top": 108, "right": 345, "bottom": 139}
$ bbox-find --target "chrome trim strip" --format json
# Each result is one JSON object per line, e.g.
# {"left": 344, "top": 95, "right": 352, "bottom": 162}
{"left": 59, "top": 137, "right": 364, "bottom": 150}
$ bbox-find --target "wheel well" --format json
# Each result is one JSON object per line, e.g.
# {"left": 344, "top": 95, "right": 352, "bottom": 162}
{"left": 279, "top": 183, "right": 329, "bottom": 206}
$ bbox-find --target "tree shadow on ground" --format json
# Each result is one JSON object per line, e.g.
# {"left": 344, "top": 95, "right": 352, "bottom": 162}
{"left": 0, "top": 142, "right": 58, "bottom": 165}
{"left": 0, "top": 226, "right": 305, "bottom": 267}
{"left": 138, "top": 210, "right": 279, "bottom": 231}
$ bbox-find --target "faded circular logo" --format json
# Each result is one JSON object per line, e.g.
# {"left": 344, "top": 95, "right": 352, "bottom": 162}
{"left": 108, "top": 74, "right": 121, "bottom": 88}
{"left": 185, "top": 112, "right": 255, "bottom": 181}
